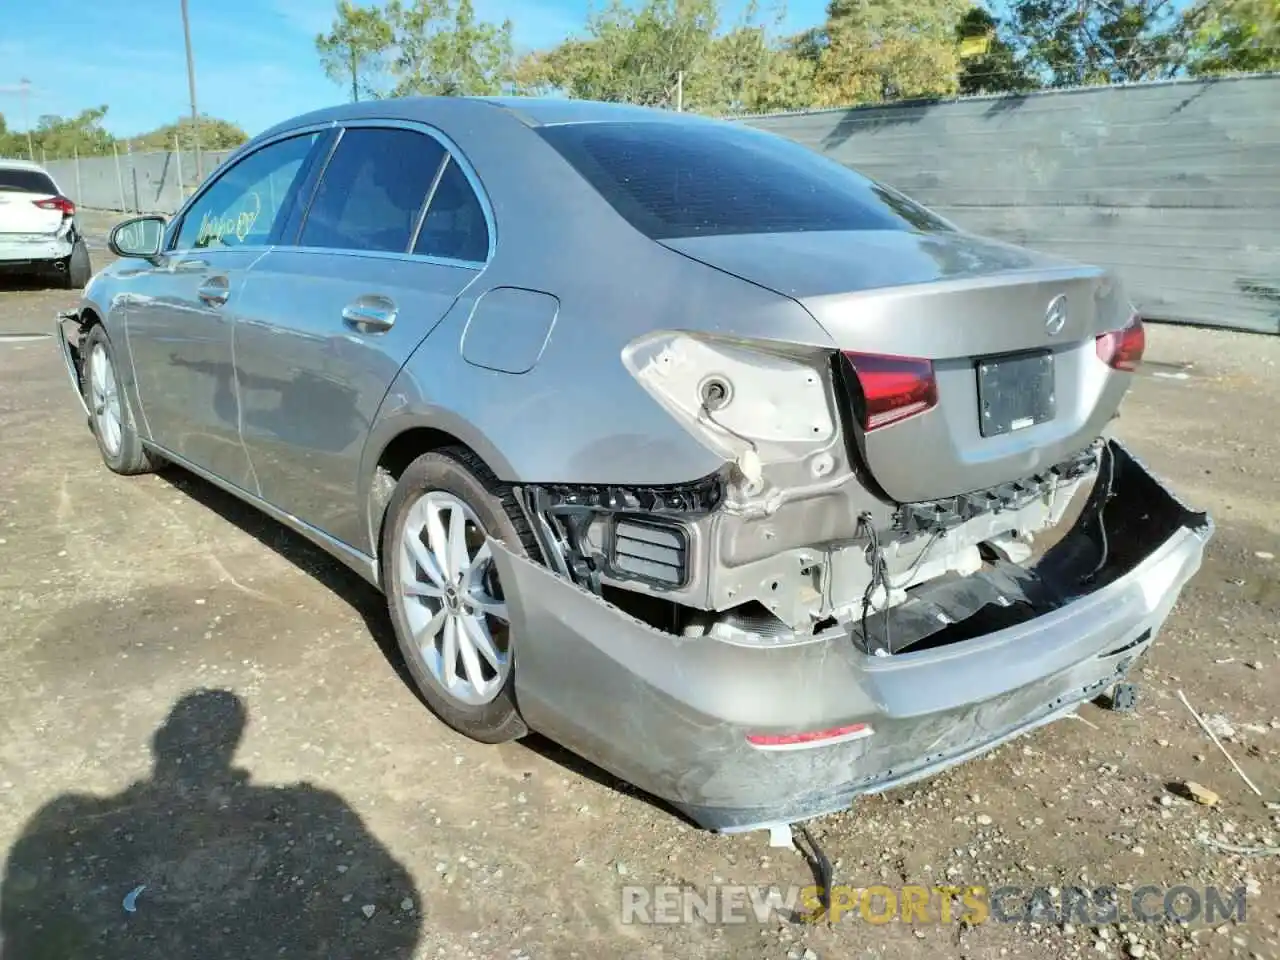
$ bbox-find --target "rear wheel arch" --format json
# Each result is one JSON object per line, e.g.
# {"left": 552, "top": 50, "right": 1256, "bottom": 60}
{"left": 367, "top": 427, "right": 524, "bottom": 573}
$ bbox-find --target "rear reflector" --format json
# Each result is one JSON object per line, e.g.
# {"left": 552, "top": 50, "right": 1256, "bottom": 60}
{"left": 746, "top": 722, "right": 873, "bottom": 751}
{"left": 843, "top": 352, "right": 938, "bottom": 431}
{"left": 34, "top": 195, "right": 76, "bottom": 217}
{"left": 1096, "top": 314, "right": 1145, "bottom": 372}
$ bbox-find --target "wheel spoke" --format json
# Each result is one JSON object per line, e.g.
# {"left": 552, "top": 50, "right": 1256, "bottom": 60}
{"left": 461, "top": 614, "right": 503, "bottom": 670}
{"left": 456, "top": 617, "right": 489, "bottom": 692}
{"left": 402, "top": 578, "right": 443, "bottom": 599}
{"left": 447, "top": 505, "right": 468, "bottom": 582}
{"left": 91, "top": 353, "right": 105, "bottom": 392}
{"left": 425, "top": 503, "right": 451, "bottom": 585}
{"left": 404, "top": 531, "right": 445, "bottom": 589}
{"left": 468, "top": 592, "right": 507, "bottom": 621}
{"left": 412, "top": 607, "right": 447, "bottom": 649}
{"left": 440, "top": 616, "right": 460, "bottom": 688}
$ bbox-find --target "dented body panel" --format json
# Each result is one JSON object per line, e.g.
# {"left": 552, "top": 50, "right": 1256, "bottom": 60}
{"left": 492, "top": 442, "right": 1211, "bottom": 830}
{"left": 57, "top": 97, "right": 1212, "bottom": 831}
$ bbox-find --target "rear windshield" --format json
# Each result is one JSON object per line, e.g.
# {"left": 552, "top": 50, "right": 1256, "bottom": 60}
{"left": 536, "top": 120, "right": 951, "bottom": 240}
{"left": 0, "top": 168, "right": 57, "bottom": 194}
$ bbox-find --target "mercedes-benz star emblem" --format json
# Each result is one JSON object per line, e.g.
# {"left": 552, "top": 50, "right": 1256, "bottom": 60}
{"left": 1045, "top": 294, "right": 1068, "bottom": 336}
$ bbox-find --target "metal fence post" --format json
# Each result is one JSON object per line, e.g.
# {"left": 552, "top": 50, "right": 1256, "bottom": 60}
{"left": 126, "top": 140, "right": 140, "bottom": 213}
{"left": 73, "top": 147, "right": 83, "bottom": 207}
{"left": 113, "top": 142, "right": 126, "bottom": 213}
{"left": 174, "top": 134, "right": 185, "bottom": 213}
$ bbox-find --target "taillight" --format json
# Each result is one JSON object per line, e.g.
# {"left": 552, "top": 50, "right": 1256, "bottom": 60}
{"left": 34, "top": 195, "right": 76, "bottom": 217}
{"left": 1096, "top": 314, "right": 1145, "bottom": 372}
{"left": 843, "top": 351, "right": 938, "bottom": 431}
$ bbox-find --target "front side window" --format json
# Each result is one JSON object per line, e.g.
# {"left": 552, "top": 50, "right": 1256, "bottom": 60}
{"left": 537, "top": 120, "right": 953, "bottom": 240}
{"left": 175, "top": 133, "right": 321, "bottom": 250}
{"left": 300, "top": 127, "right": 446, "bottom": 253}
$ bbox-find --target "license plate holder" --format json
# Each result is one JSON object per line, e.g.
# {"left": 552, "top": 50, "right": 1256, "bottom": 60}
{"left": 977, "top": 350, "right": 1055, "bottom": 438}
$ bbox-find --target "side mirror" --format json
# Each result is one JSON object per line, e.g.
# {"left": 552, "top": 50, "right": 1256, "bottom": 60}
{"left": 109, "top": 216, "right": 167, "bottom": 258}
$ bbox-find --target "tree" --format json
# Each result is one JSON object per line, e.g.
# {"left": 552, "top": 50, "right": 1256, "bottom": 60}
{"left": 514, "top": 0, "right": 814, "bottom": 114}
{"left": 132, "top": 116, "right": 250, "bottom": 152}
{"left": 1006, "top": 0, "right": 1185, "bottom": 86}
{"left": 386, "top": 0, "right": 515, "bottom": 96}
{"left": 1183, "top": 0, "right": 1280, "bottom": 74}
{"left": 955, "top": 7, "right": 1039, "bottom": 93}
{"left": 316, "top": 1, "right": 394, "bottom": 101}
{"left": 802, "top": 0, "right": 972, "bottom": 106}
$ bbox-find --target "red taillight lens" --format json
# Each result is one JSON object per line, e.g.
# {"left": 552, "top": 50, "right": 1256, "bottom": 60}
{"left": 1096, "top": 314, "right": 1145, "bottom": 372}
{"left": 34, "top": 195, "right": 76, "bottom": 217}
{"left": 843, "top": 351, "right": 938, "bottom": 431}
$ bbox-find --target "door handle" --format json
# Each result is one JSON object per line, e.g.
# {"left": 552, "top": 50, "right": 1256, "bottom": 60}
{"left": 342, "top": 295, "right": 397, "bottom": 334}
{"left": 197, "top": 275, "right": 230, "bottom": 306}
{"left": 175, "top": 258, "right": 208, "bottom": 274}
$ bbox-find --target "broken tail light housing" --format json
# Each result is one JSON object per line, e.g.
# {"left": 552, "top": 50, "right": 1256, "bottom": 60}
{"left": 1096, "top": 313, "right": 1145, "bottom": 372}
{"left": 34, "top": 196, "right": 76, "bottom": 217}
{"left": 842, "top": 351, "right": 938, "bottom": 431}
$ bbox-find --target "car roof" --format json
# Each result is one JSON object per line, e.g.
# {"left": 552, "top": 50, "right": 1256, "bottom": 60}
{"left": 256, "top": 95, "right": 716, "bottom": 143}
{"left": 0, "top": 158, "right": 51, "bottom": 173}
{"left": 475, "top": 96, "right": 709, "bottom": 127}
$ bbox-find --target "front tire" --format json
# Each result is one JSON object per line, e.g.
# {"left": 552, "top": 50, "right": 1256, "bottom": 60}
{"left": 381, "top": 448, "right": 536, "bottom": 744}
{"left": 81, "top": 324, "right": 155, "bottom": 475}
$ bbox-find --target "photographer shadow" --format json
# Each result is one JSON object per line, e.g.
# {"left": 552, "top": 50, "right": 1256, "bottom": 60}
{"left": 1, "top": 689, "right": 422, "bottom": 960}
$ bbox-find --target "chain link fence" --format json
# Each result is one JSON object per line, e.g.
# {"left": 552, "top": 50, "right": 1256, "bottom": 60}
{"left": 9, "top": 73, "right": 1277, "bottom": 333}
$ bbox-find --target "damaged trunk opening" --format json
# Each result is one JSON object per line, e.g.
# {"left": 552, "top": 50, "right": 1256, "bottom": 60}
{"left": 516, "top": 440, "right": 1209, "bottom": 658}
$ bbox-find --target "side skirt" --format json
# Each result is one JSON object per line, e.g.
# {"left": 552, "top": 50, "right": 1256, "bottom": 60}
{"left": 143, "top": 442, "right": 381, "bottom": 588}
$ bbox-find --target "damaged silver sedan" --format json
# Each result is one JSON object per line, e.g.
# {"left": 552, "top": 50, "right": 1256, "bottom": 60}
{"left": 56, "top": 96, "right": 1212, "bottom": 832}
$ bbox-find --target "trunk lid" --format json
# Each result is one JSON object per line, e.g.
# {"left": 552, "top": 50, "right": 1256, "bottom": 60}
{"left": 0, "top": 166, "right": 65, "bottom": 236}
{"left": 0, "top": 190, "right": 64, "bottom": 235}
{"left": 662, "top": 229, "right": 1135, "bottom": 504}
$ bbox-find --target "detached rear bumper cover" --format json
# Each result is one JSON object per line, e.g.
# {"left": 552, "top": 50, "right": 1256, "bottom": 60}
{"left": 54, "top": 311, "right": 90, "bottom": 418}
{"left": 490, "top": 441, "right": 1212, "bottom": 832}
{"left": 0, "top": 234, "right": 74, "bottom": 265}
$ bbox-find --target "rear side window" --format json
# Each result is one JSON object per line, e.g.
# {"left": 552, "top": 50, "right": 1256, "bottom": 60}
{"left": 0, "top": 168, "right": 57, "bottom": 194}
{"left": 301, "top": 127, "right": 446, "bottom": 253}
{"left": 537, "top": 121, "right": 952, "bottom": 240}
{"left": 412, "top": 158, "right": 490, "bottom": 263}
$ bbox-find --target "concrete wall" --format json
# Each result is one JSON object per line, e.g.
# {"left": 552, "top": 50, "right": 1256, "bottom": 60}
{"left": 34, "top": 73, "right": 1279, "bottom": 333}
{"left": 742, "top": 74, "right": 1280, "bottom": 334}
{"left": 43, "top": 149, "right": 234, "bottom": 218}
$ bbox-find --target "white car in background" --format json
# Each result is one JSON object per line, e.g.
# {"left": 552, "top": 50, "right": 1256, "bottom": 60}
{"left": 0, "top": 159, "right": 92, "bottom": 288}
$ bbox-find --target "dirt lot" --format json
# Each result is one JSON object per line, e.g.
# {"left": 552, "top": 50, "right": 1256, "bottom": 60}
{"left": 1, "top": 216, "right": 1277, "bottom": 959}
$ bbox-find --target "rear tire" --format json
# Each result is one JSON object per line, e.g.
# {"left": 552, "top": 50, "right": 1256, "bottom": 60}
{"left": 380, "top": 447, "right": 538, "bottom": 744}
{"left": 81, "top": 324, "right": 155, "bottom": 476}
{"left": 61, "top": 239, "right": 92, "bottom": 289}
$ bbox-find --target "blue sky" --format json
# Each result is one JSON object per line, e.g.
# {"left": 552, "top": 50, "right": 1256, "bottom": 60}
{"left": 1, "top": 0, "right": 824, "bottom": 138}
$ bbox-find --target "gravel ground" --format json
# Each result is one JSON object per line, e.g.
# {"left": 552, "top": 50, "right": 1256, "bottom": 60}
{"left": 0, "top": 214, "right": 1277, "bottom": 959}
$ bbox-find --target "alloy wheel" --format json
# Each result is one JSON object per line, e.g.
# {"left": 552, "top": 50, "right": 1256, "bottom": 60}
{"left": 89, "top": 342, "right": 122, "bottom": 457}
{"left": 395, "top": 490, "right": 511, "bottom": 706}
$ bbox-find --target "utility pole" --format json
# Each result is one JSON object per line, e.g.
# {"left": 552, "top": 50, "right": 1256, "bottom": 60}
{"left": 20, "top": 78, "right": 34, "bottom": 160}
{"left": 181, "top": 0, "right": 203, "bottom": 178}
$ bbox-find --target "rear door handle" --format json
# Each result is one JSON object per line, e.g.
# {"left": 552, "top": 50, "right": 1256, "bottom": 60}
{"left": 342, "top": 295, "right": 397, "bottom": 334}
{"left": 197, "top": 275, "right": 230, "bottom": 306}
